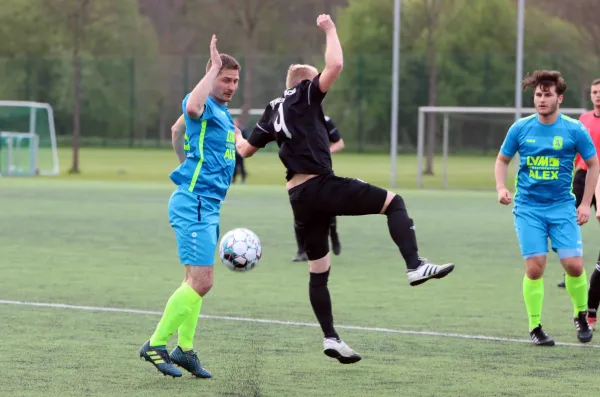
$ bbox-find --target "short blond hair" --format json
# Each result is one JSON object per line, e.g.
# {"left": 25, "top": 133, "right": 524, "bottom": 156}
{"left": 286, "top": 64, "right": 318, "bottom": 89}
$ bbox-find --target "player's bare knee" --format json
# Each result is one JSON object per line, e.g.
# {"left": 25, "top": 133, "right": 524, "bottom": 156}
{"left": 561, "top": 257, "right": 584, "bottom": 277}
{"left": 524, "top": 256, "right": 546, "bottom": 279}
{"left": 309, "top": 254, "right": 331, "bottom": 273}
{"left": 187, "top": 266, "right": 214, "bottom": 296}
{"left": 379, "top": 191, "right": 397, "bottom": 214}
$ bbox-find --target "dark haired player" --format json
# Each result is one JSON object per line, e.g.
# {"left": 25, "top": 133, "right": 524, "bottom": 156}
{"left": 495, "top": 70, "right": 599, "bottom": 346}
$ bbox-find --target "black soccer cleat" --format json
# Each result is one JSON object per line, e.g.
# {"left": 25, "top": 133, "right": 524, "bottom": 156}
{"left": 292, "top": 252, "right": 308, "bottom": 262}
{"left": 170, "top": 346, "right": 212, "bottom": 378}
{"left": 557, "top": 275, "right": 566, "bottom": 288}
{"left": 574, "top": 311, "right": 593, "bottom": 343}
{"left": 529, "top": 325, "right": 555, "bottom": 346}
{"left": 139, "top": 341, "right": 182, "bottom": 377}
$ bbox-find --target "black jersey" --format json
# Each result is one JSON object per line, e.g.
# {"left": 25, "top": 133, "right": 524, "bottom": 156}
{"left": 247, "top": 74, "right": 333, "bottom": 181}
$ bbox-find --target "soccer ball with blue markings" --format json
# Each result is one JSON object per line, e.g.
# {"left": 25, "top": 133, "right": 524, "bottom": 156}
{"left": 219, "top": 228, "right": 262, "bottom": 271}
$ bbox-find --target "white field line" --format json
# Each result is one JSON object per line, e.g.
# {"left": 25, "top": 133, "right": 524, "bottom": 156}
{"left": 1, "top": 299, "right": 598, "bottom": 348}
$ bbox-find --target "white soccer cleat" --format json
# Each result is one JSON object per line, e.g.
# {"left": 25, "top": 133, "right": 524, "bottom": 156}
{"left": 407, "top": 257, "right": 455, "bottom": 286}
{"left": 323, "top": 338, "right": 361, "bottom": 364}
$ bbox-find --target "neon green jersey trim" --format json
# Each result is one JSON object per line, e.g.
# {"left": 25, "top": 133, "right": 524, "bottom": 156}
{"left": 188, "top": 120, "right": 207, "bottom": 192}
{"left": 183, "top": 133, "right": 190, "bottom": 151}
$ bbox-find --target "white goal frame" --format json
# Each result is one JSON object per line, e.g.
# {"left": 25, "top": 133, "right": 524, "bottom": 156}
{"left": 416, "top": 106, "right": 588, "bottom": 188}
{"left": 0, "top": 100, "right": 59, "bottom": 176}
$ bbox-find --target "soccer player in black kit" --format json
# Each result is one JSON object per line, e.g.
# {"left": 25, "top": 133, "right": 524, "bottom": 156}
{"left": 292, "top": 114, "right": 345, "bottom": 262}
{"left": 235, "top": 14, "right": 455, "bottom": 364}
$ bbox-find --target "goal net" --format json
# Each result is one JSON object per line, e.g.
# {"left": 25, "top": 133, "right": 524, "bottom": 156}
{"left": 415, "top": 106, "right": 587, "bottom": 189}
{"left": 0, "top": 101, "right": 59, "bottom": 176}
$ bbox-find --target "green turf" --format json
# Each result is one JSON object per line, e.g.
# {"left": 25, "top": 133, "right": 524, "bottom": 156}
{"left": 53, "top": 147, "right": 515, "bottom": 190}
{"left": 1, "top": 179, "right": 600, "bottom": 396}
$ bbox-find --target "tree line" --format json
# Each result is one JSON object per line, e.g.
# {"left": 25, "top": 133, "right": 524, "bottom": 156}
{"left": 0, "top": 0, "right": 598, "bottom": 173}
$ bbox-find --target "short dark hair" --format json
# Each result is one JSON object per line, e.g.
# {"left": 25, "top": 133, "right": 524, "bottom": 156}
{"left": 592, "top": 78, "right": 600, "bottom": 86}
{"left": 206, "top": 54, "right": 241, "bottom": 74}
{"left": 522, "top": 70, "right": 567, "bottom": 95}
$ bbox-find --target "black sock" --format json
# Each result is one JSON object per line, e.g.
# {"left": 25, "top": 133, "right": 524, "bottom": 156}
{"left": 588, "top": 262, "right": 600, "bottom": 313}
{"left": 309, "top": 270, "right": 339, "bottom": 339}
{"left": 385, "top": 195, "right": 420, "bottom": 270}
{"left": 294, "top": 222, "right": 305, "bottom": 255}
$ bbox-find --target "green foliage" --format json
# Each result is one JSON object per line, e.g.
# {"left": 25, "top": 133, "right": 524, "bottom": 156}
{"left": 330, "top": 0, "right": 590, "bottom": 150}
{"left": 0, "top": 0, "right": 160, "bottom": 141}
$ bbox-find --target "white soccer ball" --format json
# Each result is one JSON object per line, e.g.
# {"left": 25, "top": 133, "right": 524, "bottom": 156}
{"left": 219, "top": 228, "right": 262, "bottom": 271}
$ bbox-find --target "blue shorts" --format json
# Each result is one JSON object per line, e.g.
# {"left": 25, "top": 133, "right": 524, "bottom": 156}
{"left": 168, "top": 186, "right": 221, "bottom": 266}
{"left": 513, "top": 202, "right": 582, "bottom": 259}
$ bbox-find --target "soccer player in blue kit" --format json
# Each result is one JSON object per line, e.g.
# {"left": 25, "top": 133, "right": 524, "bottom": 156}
{"left": 494, "top": 70, "right": 600, "bottom": 346}
{"left": 139, "top": 35, "right": 240, "bottom": 377}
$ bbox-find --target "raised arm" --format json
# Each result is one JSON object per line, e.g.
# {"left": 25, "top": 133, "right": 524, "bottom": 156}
{"left": 316, "top": 14, "right": 343, "bottom": 94}
{"left": 171, "top": 115, "right": 187, "bottom": 164}
{"left": 185, "top": 35, "right": 222, "bottom": 119}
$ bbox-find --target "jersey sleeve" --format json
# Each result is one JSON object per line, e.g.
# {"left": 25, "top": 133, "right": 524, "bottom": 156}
{"left": 575, "top": 121, "right": 597, "bottom": 161}
{"left": 182, "top": 94, "right": 214, "bottom": 122}
{"left": 500, "top": 122, "right": 520, "bottom": 158}
{"left": 247, "top": 105, "right": 276, "bottom": 148}
{"left": 308, "top": 74, "right": 327, "bottom": 107}
{"left": 325, "top": 116, "right": 341, "bottom": 143}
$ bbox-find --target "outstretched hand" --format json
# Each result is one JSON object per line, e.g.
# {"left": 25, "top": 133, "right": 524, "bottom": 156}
{"left": 209, "top": 34, "right": 222, "bottom": 70}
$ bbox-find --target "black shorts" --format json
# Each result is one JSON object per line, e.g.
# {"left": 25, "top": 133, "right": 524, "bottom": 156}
{"left": 573, "top": 168, "right": 597, "bottom": 209}
{"left": 288, "top": 174, "right": 388, "bottom": 260}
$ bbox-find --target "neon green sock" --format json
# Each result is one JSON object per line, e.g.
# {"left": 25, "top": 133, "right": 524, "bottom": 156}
{"left": 565, "top": 270, "right": 588, "bottom": 316}
{"left": 523, "top": 276, "right": 544, "bottom": 330}
{"left": 149, "top": 282, "right": 201, "bottom": 347}
{"left": 177, "top": 282, "right": 203, "bottom": 351}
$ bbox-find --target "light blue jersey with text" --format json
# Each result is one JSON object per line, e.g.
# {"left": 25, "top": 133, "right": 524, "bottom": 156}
{"left": 169, "top": 95, "right": 236, "bottom": 201}
{"left": 500, "top": 113, "right": 596, "bottom": 207}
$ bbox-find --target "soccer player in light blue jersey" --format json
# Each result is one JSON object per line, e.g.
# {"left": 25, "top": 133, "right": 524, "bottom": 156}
{"left": 494, "top": 70, "right": 600, "bottom": 346}
{"left": 139, "top": 35, "right": 240, "bottom": 378}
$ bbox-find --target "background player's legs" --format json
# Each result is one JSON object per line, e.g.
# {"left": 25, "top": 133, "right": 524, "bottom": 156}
{"left": 329, "top": 216, "right": 341, "bottom": 256}
{"left": 587, "top": 259, "right": 600, "bottom": 329}
{"left": 239, "top": 155, "right": 247, "bottom": 183}
{"left": 292, "top": 219, "right": 308, "bottom": 262}
{"left": 587, "top": 196, "right": 600, "bottom": 328}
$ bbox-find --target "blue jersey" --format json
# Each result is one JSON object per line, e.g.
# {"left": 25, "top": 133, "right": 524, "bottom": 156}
{"left": 500, "top": 113, "right": 596, "bottom": 207}
{"left": 169, "top": 95, "right": 236, "bottom": 201}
